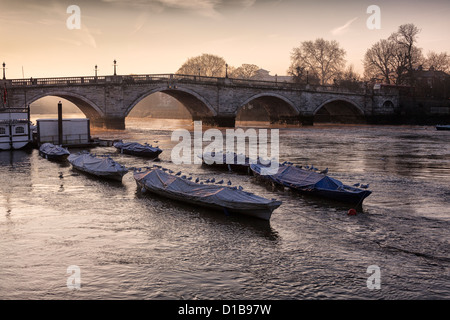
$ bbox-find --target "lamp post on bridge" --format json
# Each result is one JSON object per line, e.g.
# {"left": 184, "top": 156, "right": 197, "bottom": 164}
{"left": 113, "top": 60, "right": 117, "bottom": 76}
{"left": 225, "top": 64, "right": 228, "bottom": 78}
{"left": 94, "top": 65, "right": 98, "bottom": 78}
{"left": 2, "top": 62, "right": 6, "bottom": 80}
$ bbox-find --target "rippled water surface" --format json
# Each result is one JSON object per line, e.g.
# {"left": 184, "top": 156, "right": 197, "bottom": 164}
{"left": 1, "top": 118, "right": 449, "bottom": 300}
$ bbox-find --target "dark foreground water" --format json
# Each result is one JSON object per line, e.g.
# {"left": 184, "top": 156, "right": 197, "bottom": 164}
{"left": 0, "top": 118, "right": 449, "bottom": 300}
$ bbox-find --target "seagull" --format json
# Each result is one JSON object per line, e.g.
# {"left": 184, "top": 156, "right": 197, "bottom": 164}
{"left": 216, "top": 180, "right": 224, "bottom": 184}
{"left": 360, "top": 184, "right": 370, "bottom": 189}
{"left": 227, "top": 180, "right": 232, "bottom": 185}
{"left": 353, "top": 183, "right": 360, "bottom": 187}
{"left": 195, "top": 178, "right": 200, "bottom": 183}
{"left": 176, "top": 171, "right": 182, "bottom": 176}
{"left": 210, "top": 178, "right": 216, "bottom": 183}
{"left": 181, "top": 175, "right": 186, "bottom": 179}
{"left": 205, "top": 179, "right": 211, "bottom": 183}
{"left": 187, "top": 177, "right": 192, "bottom": 181}
{"left": 169, "top": 169, "right": 174, "bottom": 174}
{"left": 320, "top": 168, "right": 329, "bottom": 174}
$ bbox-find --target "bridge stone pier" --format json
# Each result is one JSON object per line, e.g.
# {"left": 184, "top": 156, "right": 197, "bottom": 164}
{"left": 1, "top": 74, "right": 400, "bottom": 129}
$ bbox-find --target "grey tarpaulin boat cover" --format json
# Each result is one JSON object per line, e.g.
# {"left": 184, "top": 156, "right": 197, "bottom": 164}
{"left": 114, "top": 141, "right": 162, "bottom": 154}
{"left": 68, "top": 152, "right": 128, "bottom": 177}
{"left": 134, "top": 168, "right": 282, "bottom": 219}
{"left": 251, "top": 163, "right": 343, "bottom": 190}
{"left": 39, "top": 143, "right": 70, "bottom": 156}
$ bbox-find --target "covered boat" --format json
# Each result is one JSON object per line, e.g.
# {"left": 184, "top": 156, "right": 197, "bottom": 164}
{"left": 114, "top": 141, "right": 162, "bottom": 158}
{"left": 134, "top": 167, "right": 282, "bottom": 220}
{"left": 250, "top": 163, "right": 372, "bottom": 207}
{"left": 199, "top": 151, "right": 261, "bottom": 173}
{"left": 436, "top": 125, "right": 450, "bottom": 131}
{"left": 68, "top": 152, "right": 129, "bottom": 182}
{"left": 39, "top": 143, "right": 70, "bottom": 161}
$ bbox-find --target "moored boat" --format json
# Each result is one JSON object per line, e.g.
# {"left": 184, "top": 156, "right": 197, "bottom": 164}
{"left": 250, "top": 162, "right": 372, "bottom": 208}
{"left": 39, "top": 143, "right": 70, "bottom": 161}
{"left": 199, "top": 151, "right": 263, "bottom": 173}
{"left": 134, "top": 167, "right": 282, "bottom": 221}
{"left": 114, "top": 141, "right": 162, "bottom": 159}
{"left": 436, "top": 125, "right": 450, "bottom": 131}
{"left": 68, "top": 152, "right": 129, "bottom": 182}
{"left": 0, "top": 108, "right": 32, "bottom": 151}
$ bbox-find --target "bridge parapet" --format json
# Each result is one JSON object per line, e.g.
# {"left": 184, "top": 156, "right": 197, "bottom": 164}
{"left": 5, "top": 73, "right": 369, "bottom": 95}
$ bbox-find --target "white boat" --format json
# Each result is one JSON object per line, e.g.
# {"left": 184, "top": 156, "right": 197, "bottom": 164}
{"left": 0, "top": 108, "right": 32, "bottom": 151}
{"left": 68, "top": 152, "right": 129, "bottom": 182}
{"left": 134, "top": 167, "right": 282, "bottom": 220}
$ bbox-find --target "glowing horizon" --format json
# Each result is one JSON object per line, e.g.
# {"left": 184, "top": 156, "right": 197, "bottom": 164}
{"left": 1, "top": 0, "right": 449, "bottom": 79}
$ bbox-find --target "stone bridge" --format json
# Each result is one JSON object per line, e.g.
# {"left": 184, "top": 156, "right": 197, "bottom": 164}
{"left": 1, "top": 74, "right": 400, "bottom": 129}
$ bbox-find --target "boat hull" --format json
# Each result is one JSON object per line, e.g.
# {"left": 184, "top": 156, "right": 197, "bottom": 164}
{"left": 71, "top": 164, "right": 126, "bottom": 182}
{"left": 39, "top": 150, "right": 70, "bottom": 162}
{"left": 118, "top": 148, "right": 162, "bottom": 158}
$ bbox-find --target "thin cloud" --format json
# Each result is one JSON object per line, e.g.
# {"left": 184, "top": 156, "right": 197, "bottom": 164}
{"left": 331, "top": 17, "right": 358, "bottom": 35}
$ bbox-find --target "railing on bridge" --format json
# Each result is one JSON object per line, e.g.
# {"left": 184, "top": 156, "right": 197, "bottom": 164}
{"left": 6, "top": 73, "right": 370, "bottom": 94}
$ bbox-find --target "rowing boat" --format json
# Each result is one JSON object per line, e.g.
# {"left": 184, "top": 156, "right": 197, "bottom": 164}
{"left": 114, "top": 141, "right": 162, "bottom": 158}
{"left": 39, "top": 143, "right": 70, "bottom": 162}
{"left": 68, "top": 152, "right": 129, "bottom": 182}
{"left": 250, "top": 163, "right": 372, "bottom": 207}
{"left": 134, "top": 167, "right": 282, "bottom": 220}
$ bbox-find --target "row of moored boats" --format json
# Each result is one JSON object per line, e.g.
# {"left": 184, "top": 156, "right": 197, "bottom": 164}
{"left": 39, "top": 142, "right": 373, "bottom": 221}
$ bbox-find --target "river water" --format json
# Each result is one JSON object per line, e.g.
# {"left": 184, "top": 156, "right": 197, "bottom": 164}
{"left": 0, "top": 116, "right": 449, "bottom": 300}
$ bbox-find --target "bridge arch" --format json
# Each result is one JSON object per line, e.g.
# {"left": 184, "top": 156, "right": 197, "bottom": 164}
{"left": 237, "top": 93, "right": 298, "bottom": 123}
{"left": 26, "top": 91, "right": 104, "bottom": 120}
{"left": 125, "top": 86, "right": 217, "bottom": 119}
{"left": 313, "top": 98, "right": 365, "bottom": 123}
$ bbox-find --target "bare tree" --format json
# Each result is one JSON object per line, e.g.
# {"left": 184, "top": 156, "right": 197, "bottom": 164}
{"left": 230, "top": 64, "right": 260, "bottom": 79}
{"left": 389, "top": 23, "right": 424, "bottom": 84}
{"left": 177, "top": 54, "right": 227, "bottom": 77}
{"left": 288, "top": 38, "right": 346, "bottom": 85}
{"left": 363, "top": 39, "right": 396, "bottom": 84}
{"left": 424, "top": 51, "right": 450, "bottom": 73}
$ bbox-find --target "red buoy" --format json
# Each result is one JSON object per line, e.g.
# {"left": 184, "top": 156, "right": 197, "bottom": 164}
{"left": 348, "top": 209, "right": 357, "bottom": 216}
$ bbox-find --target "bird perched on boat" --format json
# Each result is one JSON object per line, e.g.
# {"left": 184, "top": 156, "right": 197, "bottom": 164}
{"left": 169, "top": 169, "right": 174, "bottom": 174}
{"left": 181, "top": 175, "right": 186, "bottom": 179}
{"left": 210, "top": 178, "right": 216, "bottom": 183}
{"left": 238, "top": 186, "right": 243, "bottom": 191}
{"left": 353, "top": 183, "right": 360, "bottom": 187}
{"left": 320, "top": 168, "right": 329, "bottom": 174}
{"left": 216, "top": 180, "right": 224, "bottom": 184}
{"left": 205, "top": 179, "right": 211, "bottom": 183}
{"left": 162, "top": 168, "right": 168, "bottom": 172}
{"left": 187, "top": 177, "right": 192, "bottom": 181}
{"left": 176, "top": 171, "right": 182, "bottom": 176}
{"left": 195, "top": 178, "right": 200, "bottom": 183}
{"left": 360, "top": 184, "right": 370, "bottom": 189}
{"left": 227, "top": 180, "right": 232, "bottom": 186}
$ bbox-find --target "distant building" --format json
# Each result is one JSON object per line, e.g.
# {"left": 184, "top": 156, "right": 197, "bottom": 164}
{"left": 412, "top": 65, "right": 449, "bottom": 87}
{"left": 411, "top": 66, "right": 450, "bottom": 99}
{"left": 249, "top": 69, "right": 294, "bottom": 82}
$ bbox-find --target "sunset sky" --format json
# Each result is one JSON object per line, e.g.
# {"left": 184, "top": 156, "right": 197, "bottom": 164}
{"left": 1, "top": 0, "right": 450, "bottom": 79}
